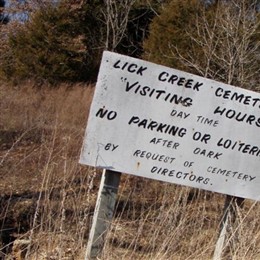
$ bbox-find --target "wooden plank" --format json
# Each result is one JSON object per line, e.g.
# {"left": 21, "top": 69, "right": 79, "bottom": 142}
{"left": 85, "top": 169, "right": 121, "bottom": 259}
{"left": 213, "top": 195, "right": 244, "bottom": 260}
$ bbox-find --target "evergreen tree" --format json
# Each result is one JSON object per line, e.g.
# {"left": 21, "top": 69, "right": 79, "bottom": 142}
{"left": 0, "top": 0, "right": 165, "bottom": 85}
{"left": 2, "top": 2, "right": 88, "bottom": 85}
{"left": 143, "top": 0, "right": 204, "bottom": 71}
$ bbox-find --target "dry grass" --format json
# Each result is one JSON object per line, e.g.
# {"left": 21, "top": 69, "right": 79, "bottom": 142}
{"left": 0, "top": 82, "right": 260, "bottom": 260}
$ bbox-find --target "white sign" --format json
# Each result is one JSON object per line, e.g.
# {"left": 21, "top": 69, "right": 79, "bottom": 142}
{"left": 80, "top": 51, "right": 260, "bottom": 201}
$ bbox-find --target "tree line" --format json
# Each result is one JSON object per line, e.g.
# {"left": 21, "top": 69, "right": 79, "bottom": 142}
{"left": 0, "top": 0, "right": 259, "bottom": 90}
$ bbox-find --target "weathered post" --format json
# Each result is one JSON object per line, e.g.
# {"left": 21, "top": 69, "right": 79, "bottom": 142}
{"left": 85, "top": 169, "right": 121, "bottom": 260}
{"left": 213, "top": 195, "right": 244, "bottom": 260}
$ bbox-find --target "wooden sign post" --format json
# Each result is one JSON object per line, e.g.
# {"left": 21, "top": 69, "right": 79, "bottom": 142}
{"left": 213, "top": 196, "right": 244, "bottom": 260}
{"left": 86, "top": 169, "right": 121, "bottom": 259}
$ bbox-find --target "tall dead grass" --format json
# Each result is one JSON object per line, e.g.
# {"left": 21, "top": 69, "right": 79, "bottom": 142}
{"left": 0, "top": 82, "right": 260, "bottom": 259}
{"left": 0, "top": 82, "right": 99, "bottom": 259}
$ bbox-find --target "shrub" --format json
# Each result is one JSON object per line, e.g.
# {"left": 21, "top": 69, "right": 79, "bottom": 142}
{"left": 1, "top": 2, "right": 88, "bottom": 85}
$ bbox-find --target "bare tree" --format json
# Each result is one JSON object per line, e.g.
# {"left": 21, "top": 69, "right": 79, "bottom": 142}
{"left": 103, "top": 0, "right": 136, "bottom": 51}
{"left": 171, "top": 0, "right": 260, "bottom": 91}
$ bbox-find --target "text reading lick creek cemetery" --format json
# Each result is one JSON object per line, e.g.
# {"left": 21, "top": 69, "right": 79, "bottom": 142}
{"left": 80, "top": 51, "right": 260, "bottom": 201}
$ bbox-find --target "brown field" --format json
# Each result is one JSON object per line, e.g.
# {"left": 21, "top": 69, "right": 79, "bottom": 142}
{"left": 0, "top": 82, "right": 260, "bottom": 260}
